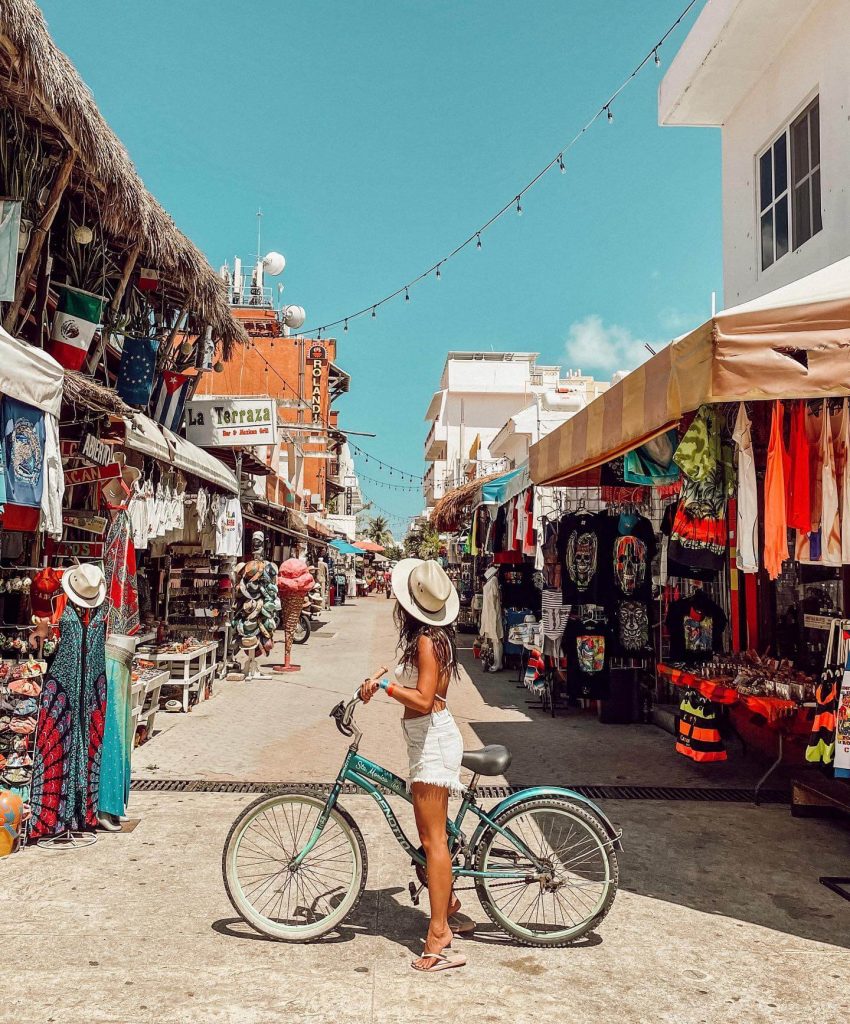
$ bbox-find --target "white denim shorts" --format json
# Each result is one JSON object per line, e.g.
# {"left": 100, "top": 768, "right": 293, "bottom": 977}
{"left": 402, "top": 708, "right": 464, "bottom": 797}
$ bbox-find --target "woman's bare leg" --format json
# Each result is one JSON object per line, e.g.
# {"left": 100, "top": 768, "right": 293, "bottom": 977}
{"left": 411, "top": 782, "right": 453, "bottom": 965}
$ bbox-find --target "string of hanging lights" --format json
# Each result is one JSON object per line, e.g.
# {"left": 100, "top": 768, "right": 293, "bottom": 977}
{"left": 358, "top": 472, "right": 422, "bottom": 492}
{"left": 348, "top": 442, "right": 424, "bottom": 482}
{"left": 358, "top": 491, "right": 418, "bottom": 525}
{"left": 299, "top": 0, "right": 699, "bottom": 337}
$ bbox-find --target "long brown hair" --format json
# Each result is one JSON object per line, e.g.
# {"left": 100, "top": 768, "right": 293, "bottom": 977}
{"left": 394, "top": 603, "right": 459, "bottom": 680}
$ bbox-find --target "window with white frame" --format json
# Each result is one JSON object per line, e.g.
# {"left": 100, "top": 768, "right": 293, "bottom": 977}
{"left": 758, "top": 97, "right": 821, "bottom": 271}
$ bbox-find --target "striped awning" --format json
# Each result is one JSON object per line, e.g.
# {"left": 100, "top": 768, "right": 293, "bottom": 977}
{"left": 531, "top": 256, "right": 850, "bottom": 486}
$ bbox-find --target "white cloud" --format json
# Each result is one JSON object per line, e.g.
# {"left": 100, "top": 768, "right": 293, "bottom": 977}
{"left": 563, "top": 315, "right": 656, "bottom": 378}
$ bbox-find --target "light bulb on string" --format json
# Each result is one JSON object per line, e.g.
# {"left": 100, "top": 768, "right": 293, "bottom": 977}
{"left": 654, "top": 48, "right": 661, "bottom": 66}
{"left": 476, "top": 233, "right": 482, "bottom": 250}
{"left": 515, "top": 196, "right": 523, "bottom": 216}
{"left": 371, "top": 306, "right": 377, "bottom": 318}
{"left": 343, "top": 319, "right": 348, "bottom": 332}
{"left": 435, "top": 264, "right": 441, "bottom": 280}
{"left": 558, "top": 154, "right": 566, "bottom": 174}
{"left": 606, "top": 105, "right": 614, "bottom": 123}
{"left": 404, "top": 287, "right": 410, "bottom": 302}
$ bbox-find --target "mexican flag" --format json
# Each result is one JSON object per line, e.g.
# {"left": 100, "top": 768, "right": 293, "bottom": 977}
{"left": 48, "top": 284, "right": 104, "bottom": 371}
{"left": 138, "top": 267, "right": 159, "bottom": 292}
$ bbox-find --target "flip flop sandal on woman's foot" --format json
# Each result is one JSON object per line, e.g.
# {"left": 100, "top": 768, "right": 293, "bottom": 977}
{"left": 411, "top": 950, "right": 467, "bottom": 973}
{"left": 449, "top": 912, "right": 476, "bottom": 935}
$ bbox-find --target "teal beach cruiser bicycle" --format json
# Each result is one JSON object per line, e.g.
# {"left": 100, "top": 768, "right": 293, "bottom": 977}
{"left": 223, "top": 691, "right": 622, "bottom": 947}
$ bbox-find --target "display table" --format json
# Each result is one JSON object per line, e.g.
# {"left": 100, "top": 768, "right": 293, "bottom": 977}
{"left": 658, "top": 663, "right": 814, "bottom": 801}
{"left": 151, "top": 642, "right": 218, "bottom": 713}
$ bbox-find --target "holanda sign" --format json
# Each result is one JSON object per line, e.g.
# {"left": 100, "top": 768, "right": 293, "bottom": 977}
{"left": 184, "top": 396, "right": 278, "bottom": 448}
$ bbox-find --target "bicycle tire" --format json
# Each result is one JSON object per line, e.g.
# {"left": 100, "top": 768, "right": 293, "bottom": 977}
{"left": 474, "top": 797, "right": 619, "bottom": 948}
{"left": 222, "top": 788, "right": 368, "bottom": 943}
{"left": 293, "top": 614, "right": 311, "bottom": 644}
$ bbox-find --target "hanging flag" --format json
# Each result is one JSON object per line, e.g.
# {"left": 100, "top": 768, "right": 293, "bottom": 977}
{"left": 151, "top": 370, "right": 192, "bottom": 431}
{"left": 137, "top": 268, "right": 159, "bottom": 292}
{"left": 116, "top": 336, "right": 159, "bottom": 406}
{"left": 0, "top": 200, "right": 22, "bottom": 302}
{"left": 48, "top": 284, "right": 104, "bottom": 370}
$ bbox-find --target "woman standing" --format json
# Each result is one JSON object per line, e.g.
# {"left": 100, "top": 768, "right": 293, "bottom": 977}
{"left": 360, "top": 558, "right": 469, "bottom": 973}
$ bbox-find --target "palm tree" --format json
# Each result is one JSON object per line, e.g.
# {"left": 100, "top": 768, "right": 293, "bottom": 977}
{"left": 366, "top": 515, "right": 391, "bottom": 547}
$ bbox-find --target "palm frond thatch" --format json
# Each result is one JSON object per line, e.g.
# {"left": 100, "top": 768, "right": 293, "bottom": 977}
{"left": 63, "top": 368, "right": 136, "bottom": 419}
{"left": 429, "top": 472, "right": 504, "bottom": 532}
{"left": 0, "top": 1, "right": 246, "bottom": 354}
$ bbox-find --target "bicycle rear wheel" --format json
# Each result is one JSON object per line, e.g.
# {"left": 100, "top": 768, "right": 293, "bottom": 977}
{"left": 474, "top": 797, "right": 618, "bottom": 947}
{"left": 222, "top": 790, "right": 367, "bottom": 942}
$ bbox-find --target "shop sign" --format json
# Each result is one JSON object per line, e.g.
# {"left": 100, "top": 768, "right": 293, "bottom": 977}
{"left": 45, "top": 540, "right": 104, "bottom": 559}
{"left": 59, "top": 435, "right": 115, "bottom": 467}
{"left": 803, "top": 614, "right": 834, "bottom": 631}
{"left": 184, "top": 396, "right": 278, "bottom": 448}
{"left": 62, "top": 511, "right": 108, "bottom": 536}
{"left": 345, "top": 486, "right": 353, "bottom": 516}
{"left": 309, "top": 344, "right": 326, "bottom": 425}
{"left": 65, "top": 463, "right": 121, "bottom": 485}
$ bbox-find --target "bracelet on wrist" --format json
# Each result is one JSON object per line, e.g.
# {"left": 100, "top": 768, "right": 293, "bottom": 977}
{"left": 378, "top": 678, "right": 389, "bottom": 691}
{"left": 386, "top": 683, "right": 395, "bottom": 697}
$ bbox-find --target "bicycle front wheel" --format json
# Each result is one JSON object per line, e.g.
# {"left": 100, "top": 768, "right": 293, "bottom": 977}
{"left": 474, "top": 797, "right": 618, "bottom": 947}
{"left": 222, "top": 790, "right": 367, "bottom": 942}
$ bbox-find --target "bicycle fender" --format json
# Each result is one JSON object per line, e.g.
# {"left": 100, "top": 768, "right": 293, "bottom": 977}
{"left": 471, "top": 787, "right": 623, "bottom": 851}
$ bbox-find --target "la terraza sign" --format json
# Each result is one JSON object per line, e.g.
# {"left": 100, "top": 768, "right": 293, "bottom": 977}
{"left": 184, "top": 397, "right": 278, "bottom": 449}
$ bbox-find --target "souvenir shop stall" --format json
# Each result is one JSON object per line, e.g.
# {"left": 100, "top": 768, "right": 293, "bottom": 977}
{"left": 529, "top": 259, "right": 850, "bottom": 809}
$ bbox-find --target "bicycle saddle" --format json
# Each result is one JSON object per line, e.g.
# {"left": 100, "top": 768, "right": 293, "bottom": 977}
{"left": 461, "top": 745, "right": 512, "bottom": 776}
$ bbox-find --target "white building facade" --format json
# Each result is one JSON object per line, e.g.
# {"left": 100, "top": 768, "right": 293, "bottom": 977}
{"left": 423, "top": 352, "right": 607, "bottom": 507}
{"left": 659, "top": 0, "right": 847, "bottom": 306}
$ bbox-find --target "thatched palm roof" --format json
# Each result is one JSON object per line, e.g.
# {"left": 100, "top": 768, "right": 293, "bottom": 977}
{"left": 430, "top": 472, "right": 504, "bottom": 532}
{"left": 0, "top": 1, "right": 246, "bottom": 352}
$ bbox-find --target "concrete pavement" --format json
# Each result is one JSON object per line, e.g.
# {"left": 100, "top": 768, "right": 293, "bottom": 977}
{"left": 3, "top": 595, "right": 849, "bottom": 1024}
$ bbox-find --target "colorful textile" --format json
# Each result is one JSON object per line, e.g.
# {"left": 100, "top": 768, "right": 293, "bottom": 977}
{"left": 3, "top": 397, "right": 45, "bottom": 509}
{"left": 99, "top": 635, "right": 135, "bottom": 818}
{"left": 0, "top": 200, "right": 21, "bottom": 302}
{"left": 116, "top": 336, "right": 159, "bottom": 406}
{"left": 103, "top": 509, "right": 140, "bottom": 636}
{"left": 49, "top": 284, "right": 104, "bottom": 371}
{"left": 150, "top": 369, "right": 192, "bottom": 431}
{"left": 733, "top": 403, "right": 758, "bottom": 574}
{"left": 624, "top": 430, "right": 681, "bottom": 488}
{"left": 795, "top": 400, "right": 841, "bottom": 567}
{"left": 29, "top": 604, "right": 108, "bottom": 838}
{"left": 676, "top": 688, "right": 727, "bottom": 762}
{"left": 787, "top": 400, "right": 812, "bottom": 532}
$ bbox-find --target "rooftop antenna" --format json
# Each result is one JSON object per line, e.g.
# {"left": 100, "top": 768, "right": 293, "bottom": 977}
{"left": 256, "top": 207, "right": 263, "bottom": 261}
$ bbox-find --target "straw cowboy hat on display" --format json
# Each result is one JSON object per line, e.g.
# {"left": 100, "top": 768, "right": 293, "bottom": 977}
{"left": 61, "top": 563, "right": 107, "bottom": 609}
{"left": 391, "top": 558, "right": 459, "bottom": 627}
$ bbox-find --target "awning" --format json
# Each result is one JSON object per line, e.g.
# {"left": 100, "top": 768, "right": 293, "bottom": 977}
{"left": 531, "top": 256, "right": 850, "bottom": 486}
{"left": 0, "top": 326, "right": 63, "bottom": 417}
{"left": 480, "top": 466, "right": 526, "bottom": 505}
{"left": 123, "top": 414, "right": 239, "bottom": 494}
{"left": 354, "top": 539, "right": 384, "bottom": 553}
{"left": 329, "top": 538, "right": 364, "bottom": 556}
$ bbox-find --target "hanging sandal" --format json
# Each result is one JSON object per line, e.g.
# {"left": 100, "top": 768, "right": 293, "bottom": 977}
{"left": 411, "top": 948, "right": 467, "bottom": 973}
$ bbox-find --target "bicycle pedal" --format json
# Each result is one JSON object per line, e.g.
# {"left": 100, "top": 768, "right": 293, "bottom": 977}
{"left": 408, "top": 881, "right": 421, "bottom": 906}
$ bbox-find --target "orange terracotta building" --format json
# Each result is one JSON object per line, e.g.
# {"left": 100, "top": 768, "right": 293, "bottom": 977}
{"left": 196, "top": 305, "right": 349, "bottom": 513}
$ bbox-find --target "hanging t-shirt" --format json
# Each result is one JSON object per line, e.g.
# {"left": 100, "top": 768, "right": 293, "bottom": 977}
{"left": 541, "top": 520, "right": 561, "bottom": 589}
{"left": 3, "top": 397, "right": 45, "bottom": 509}
{"left": 561, "top": 618, "right": 611, "bottom": 699}
{"left": 733, "top": 403, "right": 758, "bottom": 574}
{"left": 215, "top": 496, "right": 244, "bottom": 556}
{"left": 613, "top": 599, "right": 652, "bottom": 655}
{"left": 666, "top": 592, "right": 727, "bottom": 665}
{"left": 600, "top": 512, "right": 657, "bottom": 603}
{"left": 558, "top": 511, "right": 603, "bottom": 604}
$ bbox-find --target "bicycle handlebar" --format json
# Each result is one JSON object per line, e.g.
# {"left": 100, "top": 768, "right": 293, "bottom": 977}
{"left": 329, "top": 691, "right": 363, "bottom": 737}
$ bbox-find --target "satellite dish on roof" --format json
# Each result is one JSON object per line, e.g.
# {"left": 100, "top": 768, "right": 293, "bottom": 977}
{"left": 283, "top": 305, "right": 306, "bottom": 330}
{"left": 262, "top": 251, "right": 286, "bottom": 276}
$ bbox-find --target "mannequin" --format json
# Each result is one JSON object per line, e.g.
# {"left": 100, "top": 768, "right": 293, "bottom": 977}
{"left": 480, "top": 565, "right": 504, "bottom": 672}
{"left": 232, "top": 531, "right": 279, "bottom": 680}
{"left": 28, "top": 562, "right": 109, "bottom": 846}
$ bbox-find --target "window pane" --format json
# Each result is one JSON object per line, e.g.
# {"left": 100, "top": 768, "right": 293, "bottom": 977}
{"left": 775, "top": 195, "right": 789, "bottom": 259}
{"left": 812, "top": 169, "right": 822, "bottom": 235}
{"left": 759, "top": 149, "right": 773, "bottom": 210}
{"left": 794, "top": 178, "right": 811, "bottom": 247}
{"left": 773, "top": 136, "right": 787, "bottom": 195}
{"left": 761, "top": 209, "right": 774, "bottom": 269}
{"left": 810, "top": 101, "right": 820, "bottom": 166}
{"left": 792, "top": 114, "right": 810, "bottom": 184}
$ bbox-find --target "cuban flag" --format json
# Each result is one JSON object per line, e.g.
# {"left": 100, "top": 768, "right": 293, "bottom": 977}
{"left": 150, "top": 370, "right": 192, "bottom": 432}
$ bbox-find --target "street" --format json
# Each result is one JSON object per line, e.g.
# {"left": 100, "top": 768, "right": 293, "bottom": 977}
{"left": 4, "top": 595, "right": 849, "bottom": 1024}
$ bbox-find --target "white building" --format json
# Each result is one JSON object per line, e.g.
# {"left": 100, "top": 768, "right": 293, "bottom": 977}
{"left": 423, "top": 352, "right": 607, "bottom": 506}
{"left": 659, "top": 0, "right": 843, "bottom": 306}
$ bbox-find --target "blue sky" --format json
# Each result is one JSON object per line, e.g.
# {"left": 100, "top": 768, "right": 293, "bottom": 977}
{"left": 40, "top": 0, "right": 720, "bottom": 531}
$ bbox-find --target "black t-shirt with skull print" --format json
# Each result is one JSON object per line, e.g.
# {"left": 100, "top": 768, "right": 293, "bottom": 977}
{"left": 557, "top": 511, "right": 604, "bottom": 605}
{"left": 613, "top": 599, "right": 653, "bottom": 655}
{"left": 600, "top": 513, "right": 657, "bottom": 604}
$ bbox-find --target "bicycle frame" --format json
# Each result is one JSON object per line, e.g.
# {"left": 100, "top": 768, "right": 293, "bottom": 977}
{"left": 292, "top": 744, "right": 545, "bottom": 881}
